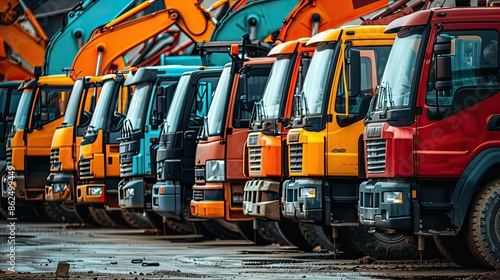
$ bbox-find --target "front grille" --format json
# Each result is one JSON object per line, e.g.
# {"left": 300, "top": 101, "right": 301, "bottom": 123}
{"left": 50, "top": 149, "right": 61, "bottom": 170}
{"left": 120, "top": 162, "right": 133, "bottom": 176}
{"left": 6, "top": 149, "right": 12, "bottom": 166}
{"left": 79, "top": 158, "right": 91, "bottom": 177}
{"left": 156, "top": 161, "right": 163, "bottom": 181}
{"left": 193, "top": 190, "right": 204, "bottom": 201}
{"left": 194, "top": 167, "right": 205, "bottom": 183}
{"left": 366, "top": 140, "right": 386, "bottom": 173}
{"left": 289, "top": 144, "right": 303, "bottom": 173}
{"left": 249, "top": 146, "right": 262, "bottom": 173}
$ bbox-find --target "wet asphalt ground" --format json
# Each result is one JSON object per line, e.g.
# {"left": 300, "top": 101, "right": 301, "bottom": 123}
{"left": 0, "top": 222, "right": 499, "bottom": 280}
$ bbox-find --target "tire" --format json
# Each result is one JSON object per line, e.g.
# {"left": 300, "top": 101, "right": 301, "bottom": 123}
{"left": 42, "top": 202, "right": 82, "bottom": 224}
{"left": 1, "top": 198, "right": 39, "bottom": 222}
{"left": 89, "top": 207, "right": 118, "bottom": 227}
{"left": 236, "top": 221, "right": 273, "bottom": 245}
{"left": 434, "top": 234, "right": 484, "bottom": 268}
{"left": 466, "top": 179, "right": 500, "bottom": 270}
{"left": 258, "top": 220, "right": 293, "bottom": 247}
{"left": 120, "top": 209, "right": 155, "bottom": 229}
{"left": 275, "top": 218, "right": 319, "bottom": 252}
{"left": 74, "top": 204, "right": 101, "bottom": 227}
{"left": 144, "top": 210, "right": 193, "bottom": 235}
{"left": 406, "top": 235, "right": 445, "bottom": 260}
{"left": 342, "top": 226, "right": 419, "bottom": 260}
{"left": 202, "top": 219, "right": 244, "bottom": 240}
{"left": 103, "top": 209, "right": 131, "bottom": 228}
{"left": 298, "top": 223, "right": 336, "bottom": 252}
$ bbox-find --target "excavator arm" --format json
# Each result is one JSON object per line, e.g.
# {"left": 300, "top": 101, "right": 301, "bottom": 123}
{"left": 210, "top": 0, "right": 300, "bottom": 42}
{"left": 0, "top": 0, "right": 48, "bottom": 71}
{"left": 70, "top": 0, "right": 218, "bottom": 78}
{"left": 276, "top": 0, "right": 391, "bottom": 43}
{"left": 0, "top": 38, "right": 33, "bottom": 81}
{"left": 43, "top": 0, "right": 143, "bottom": 75}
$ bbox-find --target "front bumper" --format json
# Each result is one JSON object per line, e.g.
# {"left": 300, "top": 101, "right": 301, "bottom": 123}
{"left": 76, "top": 183, "right": 105, "bottom": 205}
{"left": 281, "top": 178, "right": 322, "bottom": 222}
{"left": 45, "top": 171, "right": 73, "bottom": 202}
{"left": 1, "top": 171, "right": 26, "bottom": 200}
{"left": 242, "top": 179, "right": 280, "bottom": 220}
{"left": 190, "top": 200, "right": 224, "bottom": 218}
{"left": 118, "top": 179, "right": 144, "bottom": 209}
{"left": 358, "top": 180, "right": 411, "bottom": 230}
{"left": 151, "top": 181, "right": 181, "bottom": 219}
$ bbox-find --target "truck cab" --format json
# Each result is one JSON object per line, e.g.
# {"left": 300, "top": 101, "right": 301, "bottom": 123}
{"left": 152, "top": 68, "right": 221, "bottom": 221}
{"left": 358, "top": 8, "right": 500, "bottom": 269}
{"left": 190, "top": 54, "right": 275, "bottom": 243}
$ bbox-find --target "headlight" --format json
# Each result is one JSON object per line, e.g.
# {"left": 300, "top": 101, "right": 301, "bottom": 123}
{"left": 299, "top": 187, "right": 316, "bottom": 198}
{"left": 205, "top": 160, "right": 225, "bottom": 182}
{"left": 89, "top": 187, "right": 103, "bottom": 196}
{"left": 383, "top": 191, "right": 403, "bottom": 204}
{"left": 126, "top": 188, "right": 135, "bottom": 198}
{"left": 53, "top": 183, "right": 68, "bottom": 194}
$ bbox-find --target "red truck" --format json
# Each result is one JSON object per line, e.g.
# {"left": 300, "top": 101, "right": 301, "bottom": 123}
{"left": 358, "top": 7, "right": 500, "bottom": 269}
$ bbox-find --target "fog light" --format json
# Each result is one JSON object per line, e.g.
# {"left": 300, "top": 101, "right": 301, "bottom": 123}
{"left": 299, "top": 187, "right": 316, "bottom": 198}
{"left": 383, "top": 191, "right": 403, "bottom": 204}
{"left": 89, "top": 187, "right": 103, "bottom": 196}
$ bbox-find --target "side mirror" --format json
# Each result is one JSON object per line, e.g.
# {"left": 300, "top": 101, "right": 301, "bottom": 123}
{"left": 434, "top": 36, "right": 452, "bottom": 92}
{"left": 347, "top": 49, "right": 361, "bottom": 100}
{"left": 155, "top": 86, "right": 165, "bottom": 119}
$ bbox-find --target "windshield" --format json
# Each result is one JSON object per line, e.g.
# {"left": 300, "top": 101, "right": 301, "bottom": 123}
{"left": 164, "top": 75, "right": 190, "bottom": 133}
{"left": 260, "top": 55, "right": 292, "bottom": 120}
{"left": 206, "top": 66, "right": 231, "bottom": 136}
{"left": 12, "top": 89, "right": 33, "bottom": 131}
{"left": 87, "top": 79, "right": 115, "bottom": 132}
{"left": 124, "top": 83, "right": 151, "bottom": 130}
{"left": 301, "top": 44, "right": 336, "bottom": 116}
{"left": 375, "top": 29, "right": 423, "bottom": 110}
{"left": 62, "top": 79, "right": 85, "bottom": 127}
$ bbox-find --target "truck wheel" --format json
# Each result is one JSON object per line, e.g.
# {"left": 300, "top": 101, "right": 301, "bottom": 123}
{"left": 298, "top": 223, "right": 336, "bottom": 253}
{"left": 343, "top": 226, "right": 418, "bottom": 260}
{"left": 275, "top": 218, "right": 319, "bottom": 252}
{"left": 120, "top": 209, "right": 154, "bottom": 229}
{"left": 103, "top": 209, "right": 131, "bottom": 228}
{"left": 89, "top": 207, "right": 119, "bottom": 227}
{"left": 144, "top": 210, "right": 192, "bottom": 235}
{"left": 433, "top": 233, "right": 484, "bottom": 268}
{"left": 258, "top": 220, "right": 293, "bottom": 247}
{"left": 42, "top": 202, "right": 82, "bottom": 224}
{"left": 202, "top": 219, "right": 244, "bottom": 240}
{"left": 74, "top": 204, "right": 101, "bottom": 227}
{"left": 236, "top": 221, "right": 273, "bottom": 245}
{"left": 466, "top": 179, "right": 500, "bottom": 270}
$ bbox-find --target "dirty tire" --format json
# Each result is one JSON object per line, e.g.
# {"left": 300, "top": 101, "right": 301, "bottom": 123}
{"left": 202, "top": 219, "right": 244, "bottom": 240}
{"left": 121, "top": 209, "right": 154, "bottom": 229}
{"left": 298, "top": 223, "right": 335, "bottom": 252}
{"left": 466, "top": 178, "right": 500, "bottom": 270}
{"left": 1, "top": 198, "right": 39, "bottom": 222}
{"left": 236, "top": 221, "right": 273, "bottom": 245}
{"left": 30, "top": 201, "right": 53, "bottom": 222}
{"left": 104, "top": 209, "right": 131, "bottom": 228}
{"left": 42, "top": 202, "right": 82, "bottom": 224}
{"left": 406, "top": 235, "right": 444, "bottom": 260}
{"left": 89, "top": 207, "right": 118, "bottom": 227}
{"left": 144, "top": 210, "right": 188, "bottom": 235}
{"left": 74, "top": 204, "right": 101, "bottom": 227}
{"left": 434, "top": 234, "right": 485, "bottom": 268}
{"left": 258, "top": 220, "right": 293, "bottom": 247}
{"left": 343, "top": 226, "right": 419, "bottom": 260}
{"left": 276, "top": 218, "right": 319, "bottom": 252}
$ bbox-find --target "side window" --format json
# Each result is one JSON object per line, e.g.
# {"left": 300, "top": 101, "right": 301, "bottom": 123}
{"left": 426, "top": 30, "right": 499, "bottom": 111}
{"left": 336, "top": 47, "right": 390, "bottom": 126}
{"left": 189, "top": 77, "right": 219, "bottom": 127}
{"left": 31, "top": 88, "right": 70, "bottom": 128}
{"left": 233, "top": 67, "right": 271, "bottom": 128}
